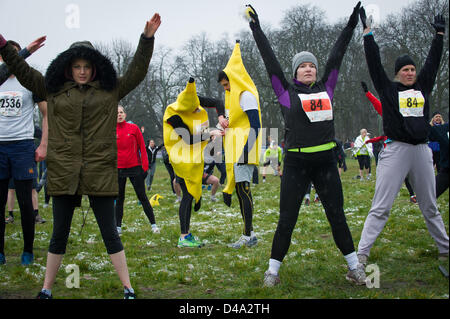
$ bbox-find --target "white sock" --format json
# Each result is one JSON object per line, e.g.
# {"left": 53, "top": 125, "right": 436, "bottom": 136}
{"left": 250, "top": 231, "right": 256, "bottom": 238}
{"left": 151, "top": 224, "right": 158, "bottom": 229}
{"left": 344, "top": 252, "right": 359, "bottom": 270}
{"left": 268, "top": 258, "right": 282, "bottom": 275}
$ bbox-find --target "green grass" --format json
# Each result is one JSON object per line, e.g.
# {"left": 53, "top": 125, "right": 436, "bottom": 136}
{"left": 0, "top": 159, "right": 448, "bottom": 299}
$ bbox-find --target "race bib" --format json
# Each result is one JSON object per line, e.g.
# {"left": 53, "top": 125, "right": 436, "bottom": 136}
{"left": 0, "top": 91, "right": 23, "bottom": 117}
{"left": 298, "top": 91, "right": 333, "bottom": 122}
{"left": 398, "top": 90, "right": 425, "bottom": 117}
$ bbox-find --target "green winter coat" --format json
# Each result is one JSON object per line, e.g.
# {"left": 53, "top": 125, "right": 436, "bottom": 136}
{"left": 0, "top": 34, "right": 155, "bottom": 196}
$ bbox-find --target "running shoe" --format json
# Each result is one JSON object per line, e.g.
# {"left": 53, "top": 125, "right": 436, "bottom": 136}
{"left": 177, "top": 233, "right": 203, "bottom": 248}
{"left": 410, "top": 195, "right": 417, "bottom": 204}
{"left": 263, "top": 270, "right": 280, "bottom": 287}
{"left": 211, "top": 195, "right": 217, "bottom": 202}
{"left": 43, "top": 203, "right": 49, "bottom": 208}
{"left": 124, "top": 288, "right": 136, "bottom": 299}
{"left": 314, "top": 197, "right": 320, "bottom": 203}
{"left": 228, "top": 235, "right": 258, "bottom": 249}
{"left": 151, "top": 225, "right": 160, "bottom": 234}
{"left": 36, "top": 291, "right": 52, "bottom": 299}
{"left": 5, "top": 216, "right": 14, "bottom": 224}
{"left": 0, "top": 253, "right": 5, "bottom": 265}
{"left": 21, "top": 252, "right": 34, "bottom": 266}
{"left": 35, "top": 214, "right": 46, "bottom": 224}
{"left": 346, "top": 263, "right": 367, "bottom": 285}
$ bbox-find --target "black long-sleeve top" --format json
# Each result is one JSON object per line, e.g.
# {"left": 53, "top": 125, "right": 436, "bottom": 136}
{"left": 363, "top": 33, "right": 444, "bottom": 145}
{"left": 250, "top": 21, "right": 356, "bottom": 152}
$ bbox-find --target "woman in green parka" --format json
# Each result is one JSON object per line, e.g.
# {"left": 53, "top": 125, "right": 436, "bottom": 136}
{"left": 0, "top": 13, "right": 161, "bottom": 299}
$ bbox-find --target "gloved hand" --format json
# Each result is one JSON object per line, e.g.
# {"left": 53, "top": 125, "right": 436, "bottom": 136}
{"left": 246, "top": 4, "right": 260, "bottom": 30}
{"left": 431, "top": 14, "right": 446, "bottom": 34}
{"left": 361, "top": 81, "right": 368, "bottom": 93}
{"left": 194, "top": 197, "right": 202, "bottom": 211}
{"left": 347, "top": 1, "right": 361, "bottom": 29}
{"left": 223, "top": 192, "right": 232, "bottom": 207}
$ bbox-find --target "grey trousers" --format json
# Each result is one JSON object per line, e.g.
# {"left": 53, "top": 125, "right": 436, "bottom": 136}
{"left": 358, "top": 141, "right": 449, "bottom": 256}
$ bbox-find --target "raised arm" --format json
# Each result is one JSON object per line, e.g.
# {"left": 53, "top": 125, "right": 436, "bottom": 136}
{"left": 361, "top": 81, "right": 382, "bottom": 116}
{"left": 247, "top": 5, "right": 291, "bottom": 108}
{"left": 417, "top": 14, "right": 445, "bottom": 94}
{"left": 0, "top": 35, "right": 47, "bottom": 99}
{"left": 360, "top": 7, "right": 390, "bottom": 94}
{"left": 117, "top": 13, "right": 161, "bottom": 100}
{"left": 322, "top": 2, "right": 360, "bottom": 98}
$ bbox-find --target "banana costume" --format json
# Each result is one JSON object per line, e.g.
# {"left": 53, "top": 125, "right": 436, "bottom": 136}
{"left": 163, "top": 80, "right": 209, "bottom": 203}
{"left": 222, "top": 42, "right": 262, "bottom": 196}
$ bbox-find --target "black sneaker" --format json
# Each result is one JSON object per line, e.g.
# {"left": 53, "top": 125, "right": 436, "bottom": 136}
{"left": 124, "top": 291, "right": 136, "bottom": 299}
{"left": 36, "top": 291, "right": 52, "bottom": 299}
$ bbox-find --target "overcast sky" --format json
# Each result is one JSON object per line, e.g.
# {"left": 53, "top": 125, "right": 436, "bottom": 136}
{"left": 1, "top": 0, "right": 413, "bottom": 71}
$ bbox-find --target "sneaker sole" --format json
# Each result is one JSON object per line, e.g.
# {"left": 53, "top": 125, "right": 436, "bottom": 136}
{"left": 345, "top": 275, "right": 366, "bottom": 286}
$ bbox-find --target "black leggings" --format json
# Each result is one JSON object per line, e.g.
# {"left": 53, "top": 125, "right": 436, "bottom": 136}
{"left": 115, "top": 169, "right": 156, "bottom": 227}
{"left": 404, "top": 177, "right": 415, "bottom": 197}
{"left": 271, "top": 151, "right": 355, "bottom": 262}
{"left": 436, "top": 167, "right": 449, "bottom": 199}
{"left": 0, "top": 178, "right": 35, "bottom": 255}
{"left": 164, "top": 161, "right": 176, "bottom": 194}
{"left": 357, "top": 155, "right": 370, "bottom": 170}
{"left": 49, "top": 195, "right": 123, "bottom": 255}
{"left": 236, "top": 181, "right": 254, "bottom": 236}
{"left": 177, "top": 177, "right": 193, "bottom": 234}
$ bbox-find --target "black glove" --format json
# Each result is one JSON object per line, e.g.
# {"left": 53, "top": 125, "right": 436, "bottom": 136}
{"left": 431, "top": 14, "right": 446, "bottom": 34}
{"left": 347, "top": 1, "right": 361, "bottom": 29}
{"left": 223, "top": 192, "right": 232, "bottom": 207}
{"left": 361, "top": 81, "right": 368, "bottom": 93}
{"left": 194, "top": 197, "right": 202, "bottom": 212}
{"left": 246, "top": 4, "right": 260, "bottom": 30}
{"left": 359, "top": 6, "right": 367, "bottom": 29}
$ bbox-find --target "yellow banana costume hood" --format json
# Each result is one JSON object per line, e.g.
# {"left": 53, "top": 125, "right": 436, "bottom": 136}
{"left": 163, "top": 79, "right": 209, "bottom": 203}
{"left": 223, "top": 41, "right": 262, "bottom": 195}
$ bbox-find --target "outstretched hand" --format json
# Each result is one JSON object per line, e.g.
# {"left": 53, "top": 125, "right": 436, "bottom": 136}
{"left": 246, "top": 4, "right": 260, "bottom": 30}
{"left": 347, "top": 1, "right": 361, "bottom": 29}
{"left": 431, "top": 14, "right": 445, "bottom": 34}
{"left": 26, "top": 36, "right": 46, "bottom": 54}
{"left": 144, "top": 13, "right": 161, "bottom": 38}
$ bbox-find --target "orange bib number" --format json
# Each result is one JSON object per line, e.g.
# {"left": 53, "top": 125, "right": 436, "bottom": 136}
{"left": 298, "top": 92, "right": 333, "bottom": 122}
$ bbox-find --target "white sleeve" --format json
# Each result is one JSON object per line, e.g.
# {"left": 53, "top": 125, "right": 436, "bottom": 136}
{"left": 239, "top": 91, "right": 258, "bottom": 112}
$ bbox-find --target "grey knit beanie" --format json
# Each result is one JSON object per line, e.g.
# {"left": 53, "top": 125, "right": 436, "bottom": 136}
{"left": 292, "top": 51, "right": 318, "bottom": 78}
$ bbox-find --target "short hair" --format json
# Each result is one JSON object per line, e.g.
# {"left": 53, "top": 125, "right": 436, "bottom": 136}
{"left": 217, "top": 71, "right": 229, "bottom": 83}
{"left": 7, "top": 40, "right": 21, "bottom": 51}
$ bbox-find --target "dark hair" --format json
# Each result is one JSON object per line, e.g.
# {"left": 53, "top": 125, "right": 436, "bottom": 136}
{"left": 217, "top": 70, "right": 229, "bottom": 83}
{"left": 7, "top": 40, "right": 21, "bottom": 51}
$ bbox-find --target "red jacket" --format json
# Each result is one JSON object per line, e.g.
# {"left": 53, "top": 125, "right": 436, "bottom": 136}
{"left": 116, "top": 121, "right": 149, "bottom": 171}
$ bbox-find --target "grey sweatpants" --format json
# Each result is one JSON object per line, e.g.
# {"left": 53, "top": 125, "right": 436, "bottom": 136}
{"left": 358, "top": 141, "right": 449, "bottom": 256}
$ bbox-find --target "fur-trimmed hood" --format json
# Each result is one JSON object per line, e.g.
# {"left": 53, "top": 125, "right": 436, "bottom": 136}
{"left": 45, "top": 41, "right": 117, "bottom": 93}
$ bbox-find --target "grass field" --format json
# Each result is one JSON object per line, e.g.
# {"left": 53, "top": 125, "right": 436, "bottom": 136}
{"left": 0, "top": 158, "right": 448, "bottom": 300}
